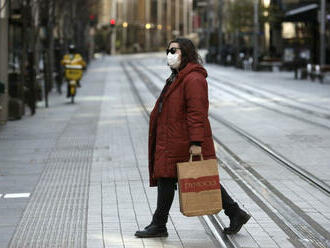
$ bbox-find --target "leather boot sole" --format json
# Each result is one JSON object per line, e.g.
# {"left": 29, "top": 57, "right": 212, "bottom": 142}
{"left": 135, "top": 231, "right": 168, "bottom": 238}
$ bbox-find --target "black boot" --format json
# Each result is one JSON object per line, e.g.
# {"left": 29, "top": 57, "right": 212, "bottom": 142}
{"left": 224, "top": 208, "right": 251, "bottom": 235}
{"left": 135, "top": 223, "right": 168, "bottom": 238}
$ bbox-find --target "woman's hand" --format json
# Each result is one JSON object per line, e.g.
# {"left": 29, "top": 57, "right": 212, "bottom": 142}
{"left": 189, "top": 145, "right": 202, "bottom": 156}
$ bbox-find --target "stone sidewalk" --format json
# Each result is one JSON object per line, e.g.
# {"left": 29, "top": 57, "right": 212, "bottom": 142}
{"left": 86, "top": 59, "right": 217, "bottom": 248}
{"left": 3, "top": 54, "right": 328, "bottom": 248}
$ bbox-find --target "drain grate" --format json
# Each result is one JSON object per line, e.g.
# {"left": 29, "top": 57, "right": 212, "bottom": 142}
{"left": 9, "top": 102, "right": 102, "bottom": 248}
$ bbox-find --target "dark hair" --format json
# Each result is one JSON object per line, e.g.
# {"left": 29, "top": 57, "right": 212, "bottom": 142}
{"left": 168, "top": 38, "right": 203, "bottom": 71}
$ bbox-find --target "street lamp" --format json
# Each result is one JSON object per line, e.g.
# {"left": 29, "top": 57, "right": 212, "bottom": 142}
{"left": 145, "top": 23, "right": 151, "bottom": 29}
{"left": 262, "top": 0, "right": 271, "bottom": 57}
{"left": 262, "top": 0, "right": 270, "bottom": 18}
{"left": 263, "top": 0, "right": 271, "bottom": 8}
{"left": 123, "top": 22, "right": 128, "bottom": 28}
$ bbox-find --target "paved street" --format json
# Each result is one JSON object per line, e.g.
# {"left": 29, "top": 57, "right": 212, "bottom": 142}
{"left": 1, "top": 54, "right": 330, "bottom": 248}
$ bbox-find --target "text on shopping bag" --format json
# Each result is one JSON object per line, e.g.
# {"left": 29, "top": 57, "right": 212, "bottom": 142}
{"left": 179, "top": 175, "right": 220, "bottom": 193}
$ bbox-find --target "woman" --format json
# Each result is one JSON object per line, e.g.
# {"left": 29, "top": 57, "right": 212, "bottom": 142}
{"left": 135, "top": 38, "right": 250, "bottom": 238}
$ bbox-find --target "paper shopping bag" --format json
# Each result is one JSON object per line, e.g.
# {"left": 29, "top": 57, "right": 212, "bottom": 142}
{"left": 177, "top": 155, "right": 222, "bottom": 217}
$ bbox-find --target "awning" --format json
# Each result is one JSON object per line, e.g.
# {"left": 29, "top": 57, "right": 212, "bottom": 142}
{"left": 285, "top": 4, "right": 318, "bottom": 17}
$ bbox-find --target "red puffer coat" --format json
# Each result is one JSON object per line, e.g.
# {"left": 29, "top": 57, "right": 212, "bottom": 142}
{"left": 148, "top": 62, "right": 216, "bottom": 187}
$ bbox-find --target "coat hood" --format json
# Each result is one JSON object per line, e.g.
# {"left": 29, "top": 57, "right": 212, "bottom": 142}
{"left": 178, "top": 63, "right": 208, "bottom": 80}
{"left": 163, "top": 62, "right": 208, "bottom": 102}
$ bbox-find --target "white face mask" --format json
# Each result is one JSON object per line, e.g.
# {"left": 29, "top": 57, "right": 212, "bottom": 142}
{"left": 167, "top": 53, "right": 181, "bottom": 69}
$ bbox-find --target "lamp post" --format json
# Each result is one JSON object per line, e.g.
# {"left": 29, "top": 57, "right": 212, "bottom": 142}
{"left": 188, "top": 0, "right": 193, "bottom": 34}
{"left": 111, "top": 0, "right": 117, "bottom": 55}
{"left": 206, "top": 0, "right": 212, "bottom": 50}
{"left": 145, "top": 0, "right": 151, "bottom": 51}
{"left": 122, "top": 0, "right": 128, "bottom": 52}
{"left": 253, "top": 0, "right": 259, "bottom": 71}
{"left": 122, "top": 22, "right": 128, "bottom": 52}
{"left": 157, "top": 0, "right": 163, "bottom": 46}
{"left": 183, "top": 0, "right": 188, "bottom": 36}
{"left": 262, "top": 0, "right": 270, "bottom": 54}
{"left": 145, "top": 23, "right": 151, "bottom": 51}
{"left": 217, "top": 0, "right": 223, "bottom": 63}
{"left": 166, "top": 0, "right": 171, "bottom": 41}
{"left": 175, "top": 0, "right": 180, "bottom": 36}
{"left": 320, "top": 0, "right": 326, "bottom": 66}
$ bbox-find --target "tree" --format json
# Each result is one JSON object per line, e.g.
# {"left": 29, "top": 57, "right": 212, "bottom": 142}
{"left": 222, "top": 0, "right": 255, "bottom": 66}
{"left": 224, "top": 0, "right": 254, "bottom": 34}
{"left": 12, "top": 0, "right": 97, "bottom": 109}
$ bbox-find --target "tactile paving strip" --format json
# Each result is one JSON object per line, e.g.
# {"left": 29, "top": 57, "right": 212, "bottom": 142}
{"left": 9, "top": 96, "right": 102, "bottom": 246}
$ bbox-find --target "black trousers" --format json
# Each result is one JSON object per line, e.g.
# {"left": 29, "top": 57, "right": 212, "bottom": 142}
{"left": 152, "top": 178, "right": 239, "bottom": 226}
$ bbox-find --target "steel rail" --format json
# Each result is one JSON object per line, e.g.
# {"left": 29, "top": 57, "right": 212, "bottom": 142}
{"left": 128, "top": 61, "right": 330, "bottom": 247}
{"left": 206, "top": 77, "right": 330, "bottom": 131}
{"left": 206, "top": 64, "right": 330, "bottom": 113}
{"left": 208, "top": 75, "right": 330, "bottom": 120}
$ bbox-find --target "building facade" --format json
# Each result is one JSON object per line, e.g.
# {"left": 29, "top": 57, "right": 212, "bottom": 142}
{"left": 94, "top": 0, "right": 196, "bottom": 53}
{"left": 205, "top": 0, "right": 329, "bottom": 67}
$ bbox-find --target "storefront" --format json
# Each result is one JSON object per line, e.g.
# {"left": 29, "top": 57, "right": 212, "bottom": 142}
{"left": 281, "top": 1, "right": 329, "bottom": 66}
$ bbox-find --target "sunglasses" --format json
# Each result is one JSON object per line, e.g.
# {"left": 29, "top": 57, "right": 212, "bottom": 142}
{"left": 166, "top": 47, "right": 181, "bottom": 54}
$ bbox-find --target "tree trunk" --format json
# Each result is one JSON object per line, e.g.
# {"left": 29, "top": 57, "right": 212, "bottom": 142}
{"left": 47, "top": 0, "right": 55, "bottom": 93}
{"left": 0, "top": 0, "right": 9, "bottom": 123}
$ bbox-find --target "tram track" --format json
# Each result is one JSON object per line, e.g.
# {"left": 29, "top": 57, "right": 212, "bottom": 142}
{"left": 207, "top": 76, "right": 330, "bottom": 120}
{"left": 206, "top": 77, "right": 330, "bottom": 131}
{"left": 205, "top": 65, "right": 330, "bottom": 113}
{"left": 123, "top": 61, "right": 330, "bottom": 248}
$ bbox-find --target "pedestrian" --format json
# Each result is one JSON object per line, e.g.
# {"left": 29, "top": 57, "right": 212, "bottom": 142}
{"left": 25, "top": 51, "right": 37, "bottom": 115}
{"left": 135, "top": 38, "right": 250, "bottom": 238}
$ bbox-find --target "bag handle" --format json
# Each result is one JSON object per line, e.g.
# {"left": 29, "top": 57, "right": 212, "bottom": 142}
{"left": 189, "top": 153, "right": 204, "bottom": 162}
